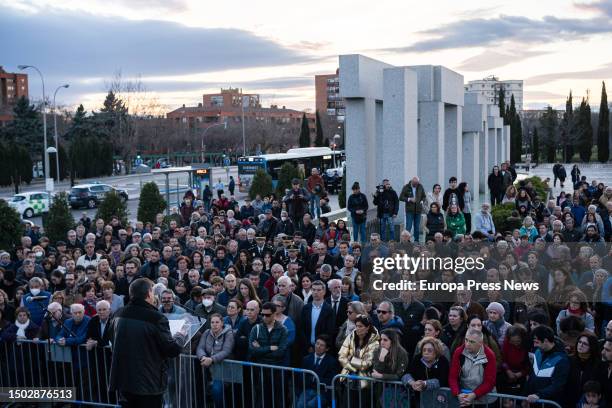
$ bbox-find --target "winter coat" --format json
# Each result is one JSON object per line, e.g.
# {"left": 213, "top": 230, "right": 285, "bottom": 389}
{"left": 402, "top": 355, "right": 449, "bottom": 390}
{"left": 196, "top": 325, "right": 234, "bottom": 363}
{"left": 449, "top": 344, "right": 497, "bottom": 403}
{"left": 283, "top": 188, "right": 310, "bottom": 220}
{"left": 399, "top": 183, "right": 427, "bottom": 214}
{"left": 446, "top": 212, "right": 466, "bottom": 237}
{"left": 347, "top": 192, "right": 369, "bottom": 223}
{"left": 338, "top": 328, "right": 380, "bottom": 386}
{"left": 247, "top": 320, "right": 288, "bottom": 365}
{"left": 488, "top": 173, "right": 504, "bottom": 195}
{"left": 371, "top": 344, "right": 409, "bottom": 381}
{"left": 524, "top": 343, "right": 570, "bottom": 403}
{"left": 108, "top": 299, "right": 183, "bottom": 395}
{"left": 373, "top": 188, "right": 399, "bottom": 218}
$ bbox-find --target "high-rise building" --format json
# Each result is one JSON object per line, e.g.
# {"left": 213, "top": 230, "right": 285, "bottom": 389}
{"left": 465, "top": 76, "right": 523, "bottom": 111}
{"left": 0, "top": 66, "right": 29, "bottom": 126}
{"left": 315, "top": 69, "right": 345, "bottom": 122}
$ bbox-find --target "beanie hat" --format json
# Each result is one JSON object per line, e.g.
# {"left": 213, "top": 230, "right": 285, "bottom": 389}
{"left": 486, "top": 301, "right": 505, "bottom": 316}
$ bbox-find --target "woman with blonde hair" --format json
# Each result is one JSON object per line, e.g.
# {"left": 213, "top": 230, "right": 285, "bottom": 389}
{"left": 403, "top": 336, "right": 449, "bottom": 404}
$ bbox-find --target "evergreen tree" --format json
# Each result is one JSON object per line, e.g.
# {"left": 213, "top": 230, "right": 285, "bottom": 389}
{"left": 43, "top": 193, "right": 75, "bottom": 243}
{"left": 2, "top": 96, "right": 43, "bottom": 151}
{"left": 298, "top": 113, "right": 311, "bottom": 148}
{"left": 137, "top": 182, "right": 167, "bottom": 224}
{"left": 560, "top": 91, "right": 577, "bottom": 162}
{"left": 276, "top": 162, "right": 300, "bottom": 197}
{"left": 249, "top": 168, "right": 273, "bottom": 199}
{"left": 95, "top": 190, "right": 129, "bottom": 226}
{"left": 532, "top": 127, "right": 540, "bottom": 164}
{"left": 597, "top": 81, "right": 610, "bottom": 162}
{"left": 0, "top": 199, "right": 23, "bottom": 251}
{"left": 50, "top": 144, "right": 69, "bottom": 181}
{"left": 508, "top": 95, "right": 522, "bottom": 163}
{"left": 577, "top": 96, "right": 594, "bottom": 162}
{"left": 539, "top": 106, "right": 558, "bottom": 162}
{"left": 314, "top": 111, "right": 325, "bottom": 147}
{"left": 338, "top": 165, "right": 347, "bottom": 209}
{"left": 497, "top": 86, "right": 507, "bottom": 124}
{"left": 0, "top": 141, "right": 33, "bottom": 193}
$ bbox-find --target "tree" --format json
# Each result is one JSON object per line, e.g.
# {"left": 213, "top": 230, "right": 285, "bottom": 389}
{"left": 275, "top": 162, "right": 300, "bottom": 197}
{"left": 1, "top": 96, "right": 43, "bottom": 152}
{"left": 298, "top": 113, "right": 311, "bottom": 148}
{"left": 249, "top": 168, "right": 273, "bottom": 199}
{"left": 95, "top": 190, "right": 129, "bottom": 226}
{"left": 137, "top": 182, "right": 167, "bottom": 224}
{"left": 43, "top": 193, "right": 75, "bottom": 244}
{"left": 0, "top": 199, "right": 23, "bottom": 251}
{"left": 560, "top": 91, "right": 577, "bottom": 162}
{"left": 577, "top": 96, "right": 594, "bottom": 162}
{"left": 508, "top": 95, "right": 522, "bottom": 163}
{"left": 597, "top": 81, "right": 610, "bottom": 162}
{"left": 50, "top": 144, "right": 69, "bottom": 181}
{"left": 497, "top": 86, "right": 507, "bottom": 124}
{"left": 338, "top": 165, "right": 347, "bottom": 209}
{"left": 532, "top": 127, "right": 540, "bottom": 164}
{"left": 314, "top": 110, "right": 325, "bottom": 147}
{"left": 0, "top": 141, "right": 33, "bottom": 193}
{"left": 539, "top": 106, "right": 558, "bottom": 162}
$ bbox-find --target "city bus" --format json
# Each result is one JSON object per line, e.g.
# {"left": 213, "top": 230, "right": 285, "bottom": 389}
{"left": 237, "top": 147, "right": 345, "bottom": 192}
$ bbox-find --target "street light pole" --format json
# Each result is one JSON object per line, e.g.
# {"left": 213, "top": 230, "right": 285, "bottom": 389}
{"left": 53, "top": 84, "right": 70, "bottom": 184}
{"left": 18, "top": 65, "right": 48, "bottom": 190}
{"left": 201, "top": 121, "right": 227, "bottom": 162}
{"left": 241, "top": 95, "right": 248, "bottom": 156}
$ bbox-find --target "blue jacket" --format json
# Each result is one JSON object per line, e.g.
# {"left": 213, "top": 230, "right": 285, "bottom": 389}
{"left": 21, "top": 290, "right": 51, "bottom": 326}
{"left": 248, "top": 321, "right": 288, "bottom": 365}
{"left": 373, "top": 315, "right": 404, "bottom": 335}
{"left": 524, "top": 344, "right": 570, "bottom": 402}
{"left": 571, "top": 205, "right": 586, "bottom": 225}
{"left": 55, "top": 315, "right": 91, "bottom": 346}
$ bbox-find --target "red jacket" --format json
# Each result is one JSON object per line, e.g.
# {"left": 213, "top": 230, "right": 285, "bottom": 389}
{"left": 501, "top": 340, "right": 529, "bottom": 376}
{"left": 306, "top": 175, "right": 324, "bottom": 194}
{"left": 449, "top": 343, "right": 496, "bottom": 398}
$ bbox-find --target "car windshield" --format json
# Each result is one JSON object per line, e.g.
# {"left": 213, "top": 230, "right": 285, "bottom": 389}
{"left": 11, "top": 195, "right": 26, "bottom": 202}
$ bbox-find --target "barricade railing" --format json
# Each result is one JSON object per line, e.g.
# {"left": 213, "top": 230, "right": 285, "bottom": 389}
{"left": 0, "top": 339, "right": 119, "bottom": 406}
{"left": 420, "top": 387, "right": 563, "bottom": 408}
{"left": 168, "top": 355, "right": 323, "bottom": 408}
{"left": 330, "top": 374, "right": 407, "bottom": 408}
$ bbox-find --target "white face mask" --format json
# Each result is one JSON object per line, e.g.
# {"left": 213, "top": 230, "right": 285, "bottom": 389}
{"left": 202, "top": 298, "right": 213, "bottom": 307}
{"left": 35, "top": 251, "right": 44, "bottom": 258}
{"left": 30, "top": 288, "right": 41, "bottom": 296}
{"left": 281, "top": 217, "right": 288, "bottom": 221}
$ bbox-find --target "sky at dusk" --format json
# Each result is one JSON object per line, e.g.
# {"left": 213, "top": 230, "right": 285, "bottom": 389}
{"left": 2, "top": 0, "right": 612, "bottom": 113}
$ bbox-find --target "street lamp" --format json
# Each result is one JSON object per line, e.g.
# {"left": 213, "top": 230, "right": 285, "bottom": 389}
{"left": 53, "top": 84, "right": 69, "bottom": 184}
{"left": 332, "top": 134, "right": 341, "bottom": 168}
{"left": 201, "top": 121, "right": 227, "bottom": 162}
{"left": 18, "top": 65, "right": 50, "bottom": 191}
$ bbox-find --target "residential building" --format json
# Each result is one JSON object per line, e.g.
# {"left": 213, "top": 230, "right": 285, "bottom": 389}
{"left": 465, "top": 76, "right": 523, "bottom": 111}
{"left": 315, "top": 69, "right": 345, "bottom": 122}
{"left": 0, "top": 66, "right": 29, "bottom": 126}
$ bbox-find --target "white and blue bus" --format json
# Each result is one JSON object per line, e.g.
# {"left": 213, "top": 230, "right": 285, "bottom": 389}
{"left": 237, "top": 147, "right": 344, "bottom": 192}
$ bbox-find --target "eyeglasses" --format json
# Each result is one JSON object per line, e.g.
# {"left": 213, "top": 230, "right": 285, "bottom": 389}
{"left": 577, "top": 340, "right": 590, "bottom": 346}
{"left": 376, "top": 310, "right": 389, "bottom": 315}
{"left": 260, "top": 313, "right": 273, "bottom": 317}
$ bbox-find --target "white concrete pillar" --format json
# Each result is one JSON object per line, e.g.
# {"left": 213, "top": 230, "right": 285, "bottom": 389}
{"left": 496, "top": 128, "right": 503, "bottom": 167}
{"left": 444, "top": 105, "right": 462, "bottom": 182}
{"left": 418, "top": 101, "right": 445, "bottom": 189}
{"left": 462, "top": 131, "right": 480, "bottom": 198}
{"left": 344, "top": 98, "right": 378, "bottom": 195}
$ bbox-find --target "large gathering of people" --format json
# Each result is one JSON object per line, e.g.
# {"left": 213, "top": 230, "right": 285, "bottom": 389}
{"left": 0, "top": 161, "right": 612, "bottom": 408}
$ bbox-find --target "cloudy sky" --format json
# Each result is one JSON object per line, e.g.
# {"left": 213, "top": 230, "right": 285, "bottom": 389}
{"left": 2, "top": 0, "right": 612, "bottom": 113}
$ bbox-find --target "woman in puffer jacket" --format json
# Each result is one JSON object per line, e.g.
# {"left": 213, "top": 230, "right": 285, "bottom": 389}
{"left": 197, "top": 313, "right": 234, "bottom": 408}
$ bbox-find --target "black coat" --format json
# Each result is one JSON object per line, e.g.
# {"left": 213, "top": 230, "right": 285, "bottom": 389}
{"left": 325, "top": 297, "right": 349, "bottom": 329}
{"left": 108, "top": 299, "right": 183, "bottom": 395}
{"left": 86, "top": 315, "right": 113, "bottom": 347}
{"left": 300, "top": 302, "right": 336, "bottom": 351}
{"left": 373, "top": 188, "right": 399, "bottom": 218}
{"left": 488, "top": 173, "right": 504, "bottom": 195}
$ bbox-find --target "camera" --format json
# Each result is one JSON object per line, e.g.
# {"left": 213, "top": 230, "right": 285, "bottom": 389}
{"left": 376, "top": 184, "right": 384, "bottom": 193}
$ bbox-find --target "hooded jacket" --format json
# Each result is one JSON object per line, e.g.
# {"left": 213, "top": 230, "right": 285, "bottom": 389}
{"left": 524, "top": 342, "right": 570, "bottom": 403}
{"left": 196, "top": 325, "right": 234, "bottom": 363}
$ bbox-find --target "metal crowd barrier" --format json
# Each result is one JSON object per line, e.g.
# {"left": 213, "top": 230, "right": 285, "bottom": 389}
{"left": 420, "top": 387, "right": 563, "bottom": 408}
{"left": 167, "top": 355, "right": 323, "bottom": 408}
{"left": 0, "top": 339, "right": 120, "bottom": 407}
{"left": 330, "top": 374, "right": 407, "bottom": 408}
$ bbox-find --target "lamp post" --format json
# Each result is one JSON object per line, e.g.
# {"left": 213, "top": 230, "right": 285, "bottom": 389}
{"left": 53, "top": 84, "right": 69, "bottom": 184}
{"left": 332, "top": 134, "right": 341, "bottom": 168}
{"left": 201, "top": 121, "right": 227, "bottom": 162}
{"left": 18, "top": 65, "right": 49, "bottom": 191}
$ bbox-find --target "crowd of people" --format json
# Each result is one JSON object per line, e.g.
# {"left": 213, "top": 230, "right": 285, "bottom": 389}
{"left": 0, "top": 162, "right": 611, "bottom": 408}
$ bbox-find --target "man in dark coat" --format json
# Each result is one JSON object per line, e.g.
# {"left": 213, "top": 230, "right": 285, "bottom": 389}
{"left": 108, "top": 278, "right": 185, "bottom": 408}
{"left": 283, "top": 179, "right": 310, "bottom": 228}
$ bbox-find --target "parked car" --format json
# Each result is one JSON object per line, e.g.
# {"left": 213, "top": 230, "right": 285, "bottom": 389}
{"left": 132, "top": 164, "right": 152, "bottom": 174}
{"left": 8, "top": 191, "right": 51, "bottom": 218}
{"left": 68, "top": 183, "right": 129, "bottom": 209}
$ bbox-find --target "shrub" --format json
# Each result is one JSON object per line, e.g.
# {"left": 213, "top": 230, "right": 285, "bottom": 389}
{"left": 0, "top": 199, "right": 23, "bottom": 251}
{"left": 276, "top": 163, "right": 300, "bottom": 197}
{"left": 491, "top": 202, "right": 516, "bottom": 233}
{"left": 96, "top": 190, "right": 129, "bottom": 226}
{"left": 137, "top": 182, "right": 167, "bottom": 224}
{"left": 249, "top": 168, "right": 273, "bottom": 199}
{"left": 515, "top": 176, "right": 547, "bottom": 201}
{"left": 43, "top": 193, "right": 75, "bottom": 244}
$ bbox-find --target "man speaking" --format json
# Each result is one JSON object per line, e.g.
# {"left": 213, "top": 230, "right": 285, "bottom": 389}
{"left": 109, "top": 278, "right": 186, "bottom": 407}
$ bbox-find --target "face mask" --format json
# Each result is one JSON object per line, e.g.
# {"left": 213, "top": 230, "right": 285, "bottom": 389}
{"left": 30, "top": 288, "right": 41, "bottom": 296}
{"left": 281, "top": 217, "right": 288, "bottom": 221}
{"left": 202, "top": 299, "right": 213, "bottom": 307}
{"left": 36, "top": 251, "right": 44, "bottom": 258}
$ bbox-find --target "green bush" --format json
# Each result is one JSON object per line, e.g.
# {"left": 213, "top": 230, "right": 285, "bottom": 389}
{"left": 491, "top": 203, "right": 515, "bottom": 233}
{"left": 0, "top": 199, "right": 23, "bottom": 251}
{"left": 249, "top": 168, "right": 273, "bottom": 199}
{"left": 516, "top": 176, "right": 547, "bottom": 201}
{"left": 96, "top": 190, "right": 129, "bottom": 226}
{"left": 43, "top": 193, "right": 75, "bottom": 244}
{"left": 137, "top": 182, "right": 167, "bottom": 224}
{"left": 276, "top": 163, "right": 300, "bottom": 197}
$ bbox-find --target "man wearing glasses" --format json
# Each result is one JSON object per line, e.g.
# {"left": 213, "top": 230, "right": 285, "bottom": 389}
{"left": 77, "top": 243, "right": 101, "bottom": 268}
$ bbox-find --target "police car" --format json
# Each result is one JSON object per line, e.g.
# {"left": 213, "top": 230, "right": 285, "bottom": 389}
{"left": 8, "top": 191, "right": 50, "bottom": 218}
{"left": 68, "top": 183, "right": 129, "bottom": 209}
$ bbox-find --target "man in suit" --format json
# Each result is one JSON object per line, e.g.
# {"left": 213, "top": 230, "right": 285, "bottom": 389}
{"left": 85, "top": 300, "right": 113, "bottom": 349}
{"left": 306, "top": 243, "right": 335, "bottom": 274}
{"left": 297, "top": 334, "right": 339, "bottom": 408}
{"left": 325, "top": 279, "right": 349, "bottom": 329}
{"left": 300, "top": 280, "right": 336, "bottom": 354}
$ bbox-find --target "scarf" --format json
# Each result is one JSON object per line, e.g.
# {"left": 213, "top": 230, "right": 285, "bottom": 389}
{"left": 15, "top": 319, "right": 30, "bottom": 338}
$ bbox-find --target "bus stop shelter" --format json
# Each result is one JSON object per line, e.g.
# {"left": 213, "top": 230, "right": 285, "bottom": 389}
{"left": 151, "top": 164, "right": 212, "bottom": 215}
